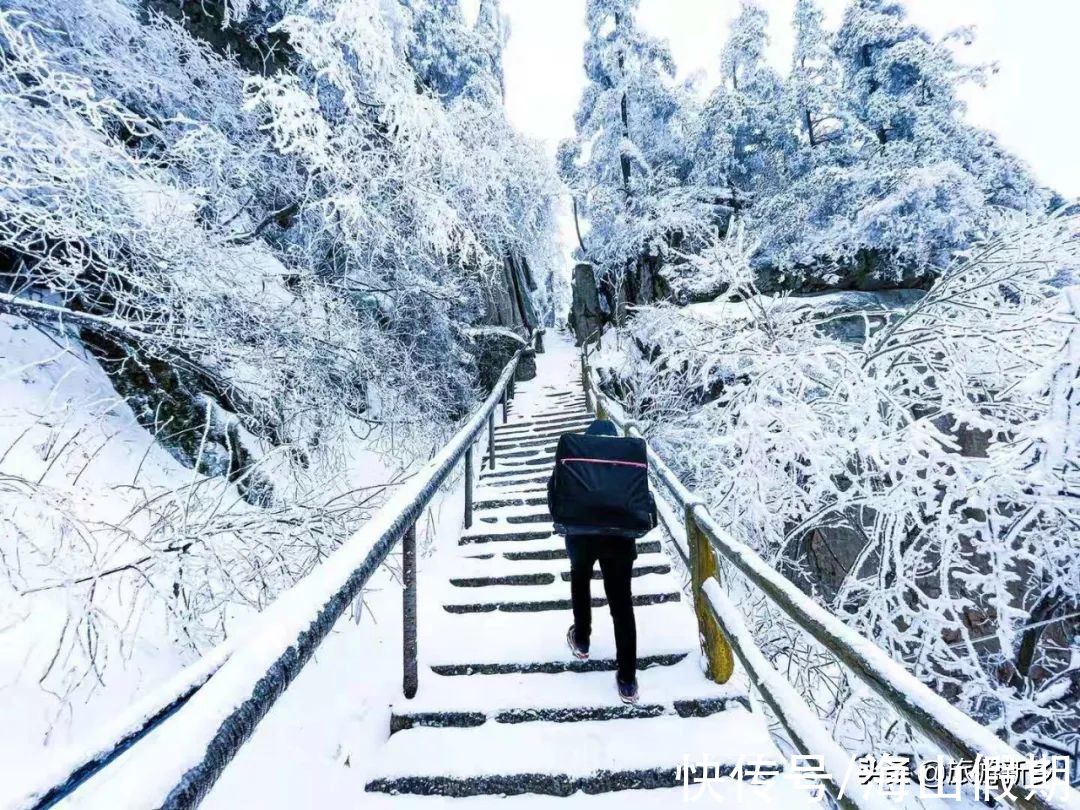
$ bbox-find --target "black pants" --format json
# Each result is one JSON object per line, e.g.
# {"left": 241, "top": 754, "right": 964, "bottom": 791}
{"left": 566, "top": 537, "right": 637, "bottom": 684}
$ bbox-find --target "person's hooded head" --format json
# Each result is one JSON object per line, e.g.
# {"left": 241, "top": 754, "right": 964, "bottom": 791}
{"left": 585, "top": 419, "right": 619, "bottom": 437}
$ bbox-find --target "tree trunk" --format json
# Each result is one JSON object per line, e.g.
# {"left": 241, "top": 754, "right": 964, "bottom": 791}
{"left": 804, "top": 108, "right": 817, "bottom": 147}
{"left": 614, "top": 13, "right": 631, "bottom": 195}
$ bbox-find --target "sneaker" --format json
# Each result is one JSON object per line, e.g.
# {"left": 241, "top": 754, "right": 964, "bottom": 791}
{"left": 617, "top": 677, "right": 639, "bottom": 705}
{"left": 566, "top": 625, "right": 589, "bottom": 661}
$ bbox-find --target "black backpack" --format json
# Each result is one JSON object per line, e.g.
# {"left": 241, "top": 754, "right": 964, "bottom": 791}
{"left": 547, "top": 432, "right": 657, "bottom": 538}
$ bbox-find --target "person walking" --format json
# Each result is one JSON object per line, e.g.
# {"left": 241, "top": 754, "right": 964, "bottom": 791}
{"left": 547, "top": 419, "right": 656, "bottom": 705}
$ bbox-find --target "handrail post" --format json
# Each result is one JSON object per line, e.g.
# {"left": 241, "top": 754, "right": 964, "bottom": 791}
{"left": 501, "top": 387, "right": 508, "bottom": 423}
{"left": 686, "top": 505, "right": 734, "bottom": 684}
{"left": 488, "top": 410, "right": 496, "bottom": 469}
{"left": 402, "top": 523, "right": 418, "bottom": 699}
{"left": 464, "top": 445, "right": 474, "bottom": 529}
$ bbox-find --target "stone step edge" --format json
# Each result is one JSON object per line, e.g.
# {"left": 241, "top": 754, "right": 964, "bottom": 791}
{"left": 430, "top": 652, "right": 687, "bottom": 676}
{"left": 449, "top": 564, "right": 671, "bottom": 587}
{"left": 500, "top": 540, "right": 662, "bottom": 561}
{"left": 388, "top": 696, "right": 746, "bottom": 734}
{"left": 442, "top": 592, "right": 680, "bottom": 614}
{"left": 364, "top": 762, "right": 782, "bottom": 798}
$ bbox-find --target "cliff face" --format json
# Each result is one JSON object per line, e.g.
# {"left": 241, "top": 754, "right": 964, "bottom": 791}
{"left": 469, "top": 252, "right": 543, "bottom": 386}
{"left": 479, "top": 254, "right": 540, "bottom": 334}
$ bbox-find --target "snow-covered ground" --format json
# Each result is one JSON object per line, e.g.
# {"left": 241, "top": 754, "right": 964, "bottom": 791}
{"left": 0, "top": 315, "right": 193, "bottom": 780}
{"left": 0, "top": 313, "right": 411, "bottom": 806}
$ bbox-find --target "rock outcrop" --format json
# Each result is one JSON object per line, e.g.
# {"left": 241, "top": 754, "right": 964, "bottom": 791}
{"left": 567, "top": 263, "right": 604, "bottom": 346}
{"left": 463, "top": 327, "right": 535, "bottom": 391}
{"left": 479, "top": 255, "right": 540, "bottom": 335}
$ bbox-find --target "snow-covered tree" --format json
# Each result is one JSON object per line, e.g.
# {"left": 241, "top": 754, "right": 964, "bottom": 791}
{"left": 834, "top": 0, "right": 1003, "bottom": 153}
{"left": 748, "top": 0, "right": 1049, "bottom": 284}
{"left": 559, "top": 0, "right": 705, "bottom": 297}
{"left": 691, "top": 1, "right": 793, "bottom": 223}
{"left": 0, "top": 0, "right": 557, "bottom": 711}
{"left": 401, "top": 0, "right": 473, "bottom": 100}
{"left": 788, "top": 0, "right": 845, "bottom": 152}
{"left": 469, "top": 0, "right": 508, "bottom": 103}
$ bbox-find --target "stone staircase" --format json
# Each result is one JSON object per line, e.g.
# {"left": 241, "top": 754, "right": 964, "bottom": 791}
{"left": 362, "top": 338, "right": 811, "bottom": 807}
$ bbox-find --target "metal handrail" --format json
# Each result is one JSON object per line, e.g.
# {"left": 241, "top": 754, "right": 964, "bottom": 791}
{"left": 580, "top": 350, "right": 1080, "bottom": 810}
{"left": 11, "top": 330, "right": 540, "bottom": 810}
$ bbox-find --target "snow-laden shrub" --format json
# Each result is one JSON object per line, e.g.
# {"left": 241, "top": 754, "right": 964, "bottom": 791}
{"left": 0, "top": 0, "right": 558, "bottom": 714}
{"left": 602, "top": 211, "right": 1080, "bottom": 752}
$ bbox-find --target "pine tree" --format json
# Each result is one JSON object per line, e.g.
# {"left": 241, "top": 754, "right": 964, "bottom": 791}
{"left": 821, "top": 0, "right": 1047, "bottom": 274}
{"left": 559, "top": 0, "right": 697, "bottom": 281}
{"left": 471, "top": 0, "right": 507, "bottom": 102}
{"left": 692, "top": 1, "right": 787, "bottom": 211}
{"left": 401, "top": 0, "right": 472, "bottom": 101}
{"left": 719, "top": 0, "right": 769, "bottom": 93}
{"left": 789, "top": 0, "right": 844, "bottom": 151}
{"left": 835, "top": 0, "right": 963, "bottom": 149}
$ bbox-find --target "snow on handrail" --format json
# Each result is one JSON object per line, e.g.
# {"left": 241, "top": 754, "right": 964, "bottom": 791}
{"left": 702, "top": 580, "right": 891, "bottom": 810}
{"left": 581, "top": 351, "right": 1080, "bottom": 810}
{"left": 6, "top": 641, "right": 236, "bottom": 810}
{"left": 10, "top": 338, "right": 535, "bottom": 810}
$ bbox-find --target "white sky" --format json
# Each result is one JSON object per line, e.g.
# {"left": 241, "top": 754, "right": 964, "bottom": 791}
{"left": 462, "top": 0, "right": 1080, "bottom": 265}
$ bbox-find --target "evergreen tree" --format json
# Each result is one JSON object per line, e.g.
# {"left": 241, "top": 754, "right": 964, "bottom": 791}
{"left": 401, "top": 0, "right": 472, "bottom": 101}
{"left": 559, "top": 0, "right": 701, "bottom": 287}
{"left": 821, "top": 0, "right": 1047, "bottom": 274}
{"left": 470, "top": 0, "right": 507, "bottom": 103}
{"left": 692, "top": 1, "right": 788, "bottom": 212}
{"left": 789, "top": 0, "right": 844, "bottom": 151}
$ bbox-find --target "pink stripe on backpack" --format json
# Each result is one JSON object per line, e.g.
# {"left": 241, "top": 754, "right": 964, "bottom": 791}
{"left": 560, "top": 457, "right": 648, "bottom": 470}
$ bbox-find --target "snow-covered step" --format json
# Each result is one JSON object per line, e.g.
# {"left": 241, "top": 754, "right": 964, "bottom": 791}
{"left": 476, "top": 477, "right": 550, "bottom": 490}
{"left": 495, "top": 426, "right": 568, "bottom": 440}
{"left": 361, "top": 782, "right": 816, "bottom": 809}
{"left": 389, "top": 659, "right": 747, "bottom": 731}
{"left": 508, "top": 406, "right": 590, "bottom": 420}
{"left": 430, "top": 653, "right": 689, "bottom": 677}
{"left": 439, "top": 579, "right": 676, "bottom": 606}
{"left": 460, "top": 528, "right": 554, "bottom": 545}
{"left": 422, "top": 601, "right": 697, "bottom": 669}
{"left": 490, "top": 447, "right": 556, "bottom": 461}
{"left": 390, "top": 694, "right": 738, "bottom": 731}
{"left": 458, "top": 526, "right": 664, "bottom": 553}
{"left": 497, "top": 408, "right": 590, "bottom": 423}
{"left": 470, "top": 513, "right": 551, "bottom": 529}
{"left": 475, "top": 475, "right": 548, "bottom": 490}
{"left": 448, "top": 559, "right": 672, "bottom": 585}
{"left": 363, "top": 711, "right": 783, "bottom": 797}
{"left": 468, "top": 501, "right": 551, "bottom": 522}
{"left": 483, "top": 466, "right": 552, "bottom": 478}
{"left": 472, "top": 494, "right": 547, "bottom": 509}
{"left": 437, "top": 567, "right": 679, "bottom": 610}
{"left": 493, "top": 421, "right": 591, "bottom": 438}
{"left": 494, "top": 416, "right": 589, "bottom": 433}
{"left": 492, "top": 446, "right": 555, "bottom": 460}
{"left": 489, "top": 456, "right": 555, "bottom": 471}
{"left": 440, "top": 590, "right": 680, "bottom": 615}
{"left": 476, "top": 478, "right": 548, "bottom": 492}
{"left": 472, "top": 494, "right": 547, "bottom": 511}
{"left": 498, "top": 539, "right": 663, "bottom": 562}
{"left": 488, "top": 448, "right": 555, "bottom": 461}
{"left": 478, "top": 466, "right": 550, "bottom": 481}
